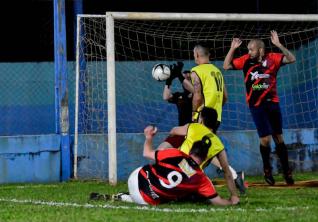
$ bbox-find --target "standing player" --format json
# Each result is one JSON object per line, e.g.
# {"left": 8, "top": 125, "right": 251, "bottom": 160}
{"left": 223, "top": 30, "right": 296, "bottom": 185}
{"left": 90, "top": 125, "right": 240, "bottom": 206}
{"left": 187, "top": 43, "right": 246, "bottom": 192}
{"left": 158, "top": 62, "right": 246, "bottom": 194}
{"left": 189, "top": 42, "right": 228, "bottom": 129}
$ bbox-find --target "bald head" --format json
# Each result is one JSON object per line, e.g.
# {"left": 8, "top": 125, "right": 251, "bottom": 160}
{"left": 247, "top": 39, "right": 265, "bottom": 61}
{"left": 248, "top": 39, "right": 265, "bottom": 50}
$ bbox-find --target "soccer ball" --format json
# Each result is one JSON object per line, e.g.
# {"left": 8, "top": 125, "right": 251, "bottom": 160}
{"left": 152, "top": 64, "right": 171, "bottom": 81}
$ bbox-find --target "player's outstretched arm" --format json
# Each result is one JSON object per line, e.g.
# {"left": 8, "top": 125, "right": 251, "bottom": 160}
{"left": 223, "top": 38, "right": 242, "bottom": 70}
{"left": 216, "top": 150, "right": 239, "bottom": 201}
{"left": 270, "top": 30, "right": 296, "bottom": 64}
{"left": 208, "top": 195, "right": 238, "bottom": 206}
{"left": 143, "top": 125, "right": 158, "bottom": 160}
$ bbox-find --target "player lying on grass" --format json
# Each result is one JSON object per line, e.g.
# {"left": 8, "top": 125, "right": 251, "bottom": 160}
{"left": 90, "top": 125, "right": 240, "bottom": 206}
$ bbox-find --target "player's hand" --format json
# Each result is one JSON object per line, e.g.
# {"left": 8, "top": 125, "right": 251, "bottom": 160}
{"left": 231, "top": 38, "right": 242, "bottom": 49}
{"left": 170, "top": 61, "right": 184, "bottom": 79}
{"left": 230, "top": 195, "right": 240, "bottom": 205}
{"left": 144, "top": 125, "right": 158, "bottom": 139}
{"left": 270, "top": 30, "right": 281, "bottom": 47}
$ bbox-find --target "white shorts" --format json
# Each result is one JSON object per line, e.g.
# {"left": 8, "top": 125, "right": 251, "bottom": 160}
{"left": 128, "top": 167, "right": 148, "bottom": 205}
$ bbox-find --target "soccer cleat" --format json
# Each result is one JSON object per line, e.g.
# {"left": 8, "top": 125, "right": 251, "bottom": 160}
{"left": 264, "top": 169, "right": 275, "bottom": 186}
{"left": 234, "top": 171, "right": 246, "bottom": 194}
{"left": 112, "top": 192, "right": 130, "bottom": 201}
{"left": 89, "top": 192, "right": 111, "bottom": 201}
{"left": 283, "top": 171, "right": 295, "bottom": 185}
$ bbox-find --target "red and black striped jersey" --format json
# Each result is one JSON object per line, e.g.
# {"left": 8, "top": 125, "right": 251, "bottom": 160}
{"left": 138, "top": 149, "right": 217, "bottom": 205}
{"left": 232, "top": 53, "right": 284, "bottom": 107}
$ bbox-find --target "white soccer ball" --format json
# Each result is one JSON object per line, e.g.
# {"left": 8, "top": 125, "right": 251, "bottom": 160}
{"left": 152, "top": 64, "right": 171, "bottom": 81}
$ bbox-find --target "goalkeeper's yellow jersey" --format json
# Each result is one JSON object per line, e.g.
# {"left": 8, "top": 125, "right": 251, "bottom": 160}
{"left": 191, "top": 64, "right": 224, "bottom": 122}
{"left": 180, "top": 123, "right": 224, "bottom": 169}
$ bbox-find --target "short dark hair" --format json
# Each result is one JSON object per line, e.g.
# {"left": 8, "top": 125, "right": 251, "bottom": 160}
{"left": 200, "top": 107, "right": 218, "bottom": 129}
{"left": 194, "top": 42, "right": 210, "bottom": 57}
{"left": 190, "top": 135, "right": 211, "bottom": 160}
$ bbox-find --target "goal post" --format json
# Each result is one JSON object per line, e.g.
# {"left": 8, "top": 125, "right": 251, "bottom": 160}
{"left": 75, "top": 12, "right": 318, "bottom": 184}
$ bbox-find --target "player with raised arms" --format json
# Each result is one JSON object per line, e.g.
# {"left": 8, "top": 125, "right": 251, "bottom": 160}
{"left": 223, "top": 30, "right": 296, "bottom": 185}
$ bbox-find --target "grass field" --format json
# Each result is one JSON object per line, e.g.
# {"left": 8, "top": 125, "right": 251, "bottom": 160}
{"left": 0, "top": 172, "right": 317, "bottom": 222}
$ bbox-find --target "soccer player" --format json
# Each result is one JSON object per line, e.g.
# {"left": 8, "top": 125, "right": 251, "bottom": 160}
{"left": 90, "top": 125, "right": 240, "bottom": 206}
{"left": 187, "top": 43, "right": 246, "bottom": 192}
{"left": 170, "top": 107, "right": 243, "bottom": 195}
{"left": 188, "top": 42, "right": 228, "bottom": 128}
{"left": 223, "top": 30, "right": 296, "bottom": 185}
{"left": 158, "top": 62, "right": 246, "bottom": 194}
{"left": 158, "top": 61, "right": 192, "bottom": 149}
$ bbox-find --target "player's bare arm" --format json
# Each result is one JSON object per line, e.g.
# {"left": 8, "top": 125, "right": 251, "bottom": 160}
{"left": 222, "top": 84, "right": 228, "bottom": 106}
{"left": 223, "top": 38, "right": 242, "bottom": 70}
{"left": 162, "top": 85, "right": 173, "bottom": 101}
{"left": 216, "top": 150, "right": 239, "bottom": 201}
{"left": 270, "top": 30, "right": 296, "bottom": 64}
{"left": 169, "top": 124, "right": 189, "bottom": 136}
{"left": 182, "top": 78, "right": 194, "bottom": 93}
{"left": 191, "top": 72, "right": 203, "bottom": 112}
{"left": 208, "top": 195, "right": 236, "bottom": 206}
{"left": 143, "top": 125, "right": 158, "bottom": 160}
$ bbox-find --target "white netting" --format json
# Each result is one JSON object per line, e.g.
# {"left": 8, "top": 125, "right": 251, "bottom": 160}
{"left": 75, "top": 15, "right": 318, "bottom": 179}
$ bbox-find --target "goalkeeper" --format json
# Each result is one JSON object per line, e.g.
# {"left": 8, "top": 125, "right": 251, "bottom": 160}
{"left": 158, "top": 61, "right": 192, "bottom": 149}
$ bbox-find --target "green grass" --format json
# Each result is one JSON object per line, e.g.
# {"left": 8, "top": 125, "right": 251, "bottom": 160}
{"left": 0, "top": 172, "right": 317, "bottom": 222}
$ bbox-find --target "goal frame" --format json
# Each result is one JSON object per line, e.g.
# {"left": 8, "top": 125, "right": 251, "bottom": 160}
{"left": 74, "top": 12, "right": 318, "bottom": 185}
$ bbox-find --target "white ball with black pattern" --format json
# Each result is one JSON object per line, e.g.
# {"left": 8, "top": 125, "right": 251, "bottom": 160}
{"left": 151, "top": 63, "right": 171, "bottom": 81}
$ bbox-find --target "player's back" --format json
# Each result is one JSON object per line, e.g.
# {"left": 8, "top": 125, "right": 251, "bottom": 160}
{"left": 180, "top": 123, "right": 224, "bottom": 168}
{"left": 137, "top": 149, "right": 216, "bottom": 205}
{"left": 191, "top": 64, "right": 224, "bottom": 121}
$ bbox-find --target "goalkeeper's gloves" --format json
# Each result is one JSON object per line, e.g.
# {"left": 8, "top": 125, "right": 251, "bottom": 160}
{"left": 170, "top": 61, "right": 184, "bottom": 82}
{"left": 165, "top": 75, "right": 173, "bottom": 86}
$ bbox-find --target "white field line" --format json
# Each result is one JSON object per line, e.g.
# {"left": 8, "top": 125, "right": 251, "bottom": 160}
{"left": 0, "top": 198, "right": 312, "bottom": 213}
{"left": 0, "top": 184, "right": 59, "bottom": 189}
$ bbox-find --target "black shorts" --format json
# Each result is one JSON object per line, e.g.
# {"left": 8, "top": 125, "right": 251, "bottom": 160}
{"left": 249, "top": 102, "right": 283, "bottom": 138}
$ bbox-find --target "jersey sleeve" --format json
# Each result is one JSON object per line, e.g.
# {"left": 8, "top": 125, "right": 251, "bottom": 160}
{"left": 197, "top": 175, "right": 218, "bottom": 199}
{"left": 232, "top": 54, "right": 250, "bottom": 70}
{"left": 269, "top": 53, "right": 284, "bottom": 67}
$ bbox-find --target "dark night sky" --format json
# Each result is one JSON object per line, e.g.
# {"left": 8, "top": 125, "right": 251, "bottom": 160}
{"left": 1, "top": 0, "right": 317, "bottom": 62}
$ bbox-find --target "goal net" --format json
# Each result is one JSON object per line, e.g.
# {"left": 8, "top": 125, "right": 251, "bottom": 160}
{"left": 75, "top": 13, "right": 318, "bottom": 183}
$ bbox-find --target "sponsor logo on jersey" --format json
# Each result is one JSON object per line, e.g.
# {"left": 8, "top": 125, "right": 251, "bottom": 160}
{"left": 252, "top": 83, "right": 270, "bottom": 91}
{"left": 250, "top": 71, "right": 270, "bottom": 80}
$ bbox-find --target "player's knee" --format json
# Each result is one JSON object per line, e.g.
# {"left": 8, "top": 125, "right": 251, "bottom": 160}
{"left": 272, "top": 134, "right": 284, "bottom": 144}
{"left": 260, "top": 136, "right": 271, "bottom": 147}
